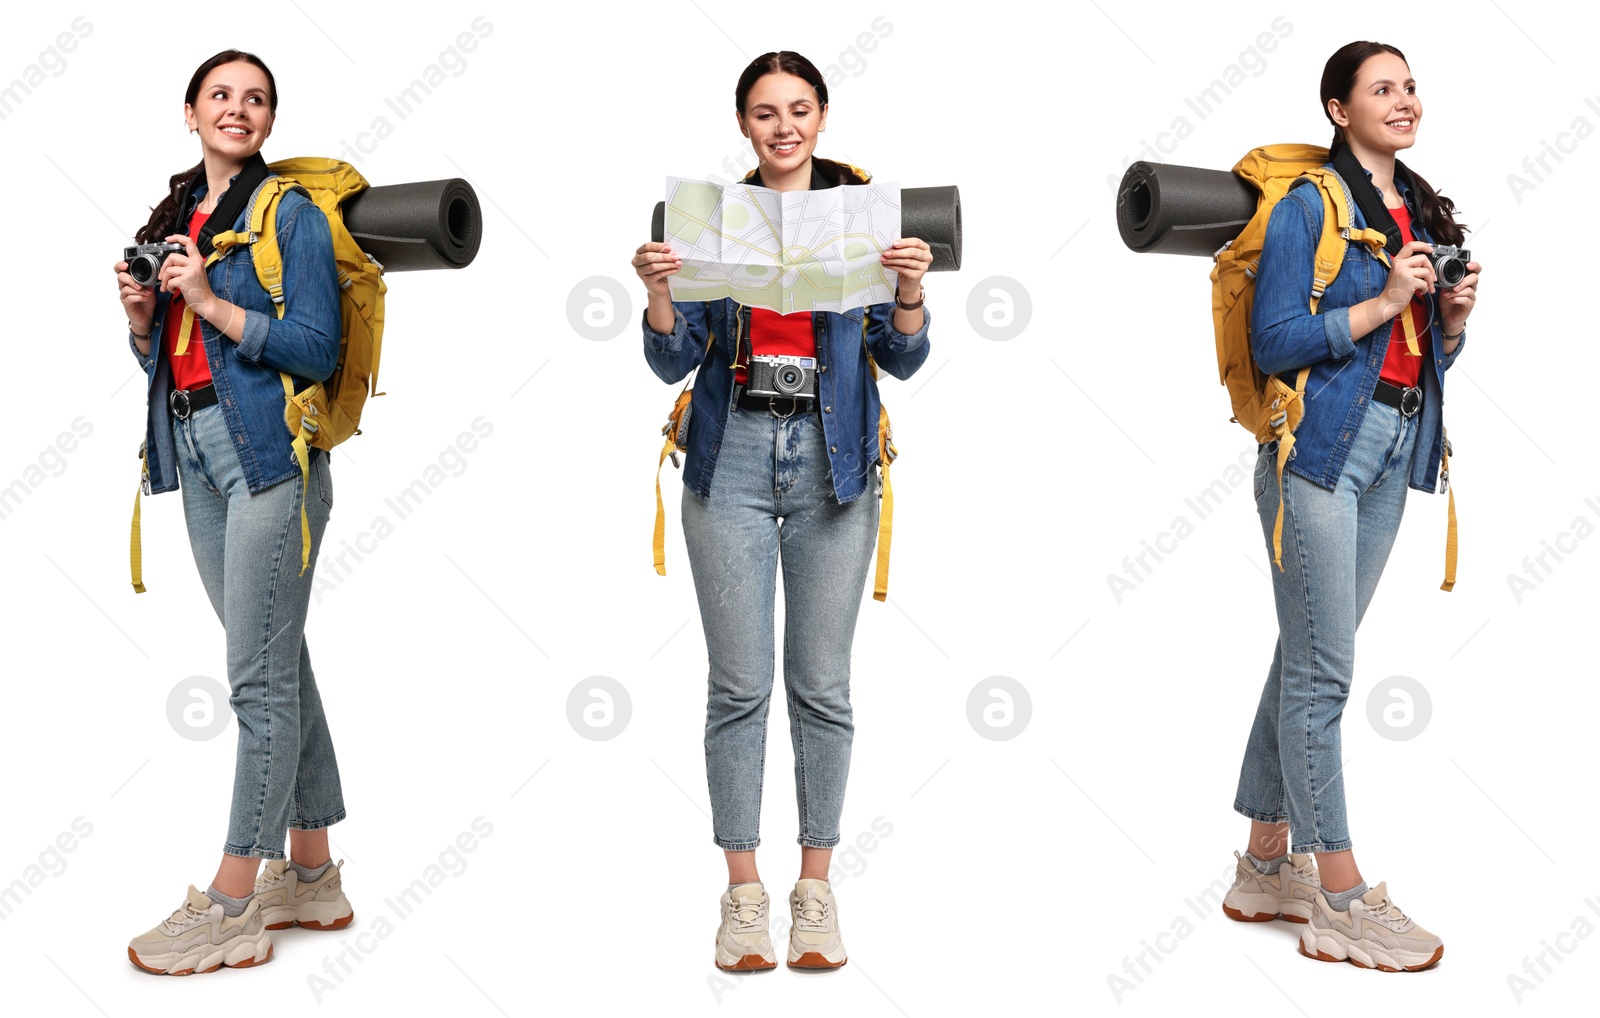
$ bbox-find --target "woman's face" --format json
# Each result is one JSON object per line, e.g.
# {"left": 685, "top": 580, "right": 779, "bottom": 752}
{"left": 185, "top": 60, "right": 274, "bottom": 162}
{"left": 737, "top": 72, "right": 828, "bottom": 178}
{"left": 1329, "top": 51, "right": 1421, "bottom": 156}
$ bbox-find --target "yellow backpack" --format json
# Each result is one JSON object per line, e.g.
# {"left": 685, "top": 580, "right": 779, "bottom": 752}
{"left": 131, "top": 157, "right": 387, "bottom": 592}
{"left": 653, "top": 162, "right": 899, "bottom": 601}
{"left": 1212, "top": 144, "right": 1454, "bottom": 590}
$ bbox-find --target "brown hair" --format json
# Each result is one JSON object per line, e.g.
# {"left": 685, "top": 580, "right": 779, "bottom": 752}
{"left": 734, "top": 51, "right": 865, "bottom": 187}
{"left": 135, "top": 50, "right": 279, "bottom": 243}
{"left": 1320, "top": 41, "right": 1465, "bottom": 246}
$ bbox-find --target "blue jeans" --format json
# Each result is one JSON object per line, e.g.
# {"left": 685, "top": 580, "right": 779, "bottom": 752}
{"left": 1234, "top": 399, "right": 1417, "bottom": 853}
{"left": 171, "top": 402, "right": 345, "bottom": 860}
{"left": 681, "top": 403, "right": 880, "bottom": 851}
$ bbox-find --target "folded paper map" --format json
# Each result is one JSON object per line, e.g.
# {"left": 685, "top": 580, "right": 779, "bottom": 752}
{"left": 664, "top": 176, "right": 902, "bottom": 314}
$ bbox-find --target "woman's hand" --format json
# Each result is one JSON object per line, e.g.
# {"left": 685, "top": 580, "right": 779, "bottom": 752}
{"left": 633, "top": 241, "right": 682, "bottom": 299}
{"left": 1375, "top": 240, "right": 1436, "bottom": 321}
{"left": 115, "top": 259, "right": 155, "bottom": 337}
{"left": 1440, "top": 259, "right": 1481, "bottom": 338}
{"left": 159, "top": 234, "right": 215, "bottom": 313}
{"left": 881, "top": 237, "right": 932, "bottom": 297}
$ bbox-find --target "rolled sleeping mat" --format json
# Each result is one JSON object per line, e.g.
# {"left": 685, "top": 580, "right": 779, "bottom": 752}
{"left": 650, "top": 184, "right": 963, "bottom": 272}
{"left": 1116, "top": 161, "right": 1259, "bottom": 257}
{"left": 342, "top": 178, "right": 483, "bottom": 271}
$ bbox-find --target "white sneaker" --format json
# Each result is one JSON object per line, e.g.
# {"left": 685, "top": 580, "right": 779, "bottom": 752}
{"left": 255, "top": 858, "right": 354, "bottom": 931}
{"left": 1299, "top": 881, "right": 1445, "bottom": 972}
{"left": 127, "top": 886, "right": 273, "bottom": 975}
{"left": 715, "top": 882, "right": 777, "bottom": 971}
{"left": 1222, "top": 851, "right": 1319, "bottom": 923}
{"left": 787, "top": 878, "right": 846, "bottom": 970}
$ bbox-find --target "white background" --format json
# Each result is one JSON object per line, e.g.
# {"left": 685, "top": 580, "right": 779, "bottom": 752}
{"left": 1, "top": 2, "right": 1594, "bottom": 1015}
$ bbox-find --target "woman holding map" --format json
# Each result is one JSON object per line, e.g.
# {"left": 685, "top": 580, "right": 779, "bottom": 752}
{"left": 632, "top": 50, "right": 933, "bottom": 973}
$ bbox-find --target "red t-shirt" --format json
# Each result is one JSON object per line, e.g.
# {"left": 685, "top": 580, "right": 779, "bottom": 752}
{"left": 734, "top": 307, "right": 817, "bottom": 386}
{"left": 161, "top": 208, "right": 214, "bottom": 392}
{"left": 1378, "top": 203, "right": 1430, "bottom": 389}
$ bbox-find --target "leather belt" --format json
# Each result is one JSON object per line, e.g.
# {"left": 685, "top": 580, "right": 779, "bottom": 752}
{"left": 1372, "top": 379, "right": 1423, "bottom": 418}
{"left": 736, "top": 389, "right": 815, "bottom": 418}
{"left": 169, "top": 383, "right": 218, "bottom": 420}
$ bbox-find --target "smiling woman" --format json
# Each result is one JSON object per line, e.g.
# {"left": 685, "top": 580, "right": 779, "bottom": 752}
{"left": 113, "top": 49, "right": 354, "bottom": 977}
{"left": 632, "top": 49, "right": 934, "bottom": 976}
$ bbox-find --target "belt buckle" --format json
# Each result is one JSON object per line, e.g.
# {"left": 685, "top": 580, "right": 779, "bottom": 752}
{"left": 1400, "top": 385, "right": 1422, "bottom": 418}
{"left": 170, "top": 388, "right": 192, "bottom": 420}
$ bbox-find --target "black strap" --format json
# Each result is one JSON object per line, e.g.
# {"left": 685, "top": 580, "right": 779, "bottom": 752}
{"left": 1331, "top": 145, "right": 1411, "bottom": 258}
{"left": 176, "top": 152, "right": 271, "bottom": 258}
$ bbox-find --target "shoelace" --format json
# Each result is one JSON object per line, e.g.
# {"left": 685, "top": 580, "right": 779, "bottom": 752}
{"left": 161, "top": 898, "right": 211, "bottom": 934}
{"left": 1363, "top": 894, "right": 1413, "bottom": 930}
{"left": 793, "top": 894, "right": 831, "bottom": 933}
{"left": 727, "top": 895, "right": 768, "bottom": 934}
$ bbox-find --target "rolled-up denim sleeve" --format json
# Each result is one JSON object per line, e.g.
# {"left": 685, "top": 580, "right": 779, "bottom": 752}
{"left": 1250, "top": 188, "right": 1357, "bottom": 376}
{"left": 642, "top": 299, "right": 712, "bottom": 384}
{"left": 1441, "top": 329, "right": 1465, "bottom": 371}
{"left": 129, "top": 328, "right": 156, "bottom": 371}
{"left": 235, "top": 194, "right": 341, "bottom": 381}
{"left": 864, "top": 302, "right": 931, "bottom": 380}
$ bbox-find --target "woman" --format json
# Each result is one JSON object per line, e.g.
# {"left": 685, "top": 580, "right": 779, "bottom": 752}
{"left": 115, "top": 50, "right": 354, "bottom": 974}
{"left": 1221, "top": 41, "right": 1479, "bottom": 972}
{"left": 632, "top": 51, "right": 932, "bottom": 972}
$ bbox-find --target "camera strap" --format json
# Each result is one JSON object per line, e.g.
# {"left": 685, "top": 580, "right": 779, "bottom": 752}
{"left": 176, "top": 152, "right": 271, "bottom": 259}
{"left": 1331, "top": 145, "right": 1403, "bottom": 257}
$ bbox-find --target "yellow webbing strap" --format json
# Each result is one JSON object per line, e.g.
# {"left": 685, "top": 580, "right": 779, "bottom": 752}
{"left": 1270, "top": 366, "right": 1312, "bottom": 572}
{"left": 130, "top": 452, "right": 148, "bottom": 593}
{"left": 172, "top": 248, "right": 228, "bottom": 358}
{"left": 873, "top": 402, "right": 895, "bottom": 602}
{"left": 863, "top": 314, "right": 894, "bottom": 602}
{"left": 653, "top": 329, "right": 715, "bottom": 576}
{"left": 1440, "top": 429, "right": 1457, "bottom": 591}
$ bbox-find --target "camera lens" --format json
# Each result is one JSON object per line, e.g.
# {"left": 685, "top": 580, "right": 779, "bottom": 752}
{"left": 129, "top": 256, "right": 157, "bottom": 286}
{"left": 776, "top": 365, "right": 803, "bottom": 394}
{"left": 1438, "top": 258, "right": 1465, "bottom": 288}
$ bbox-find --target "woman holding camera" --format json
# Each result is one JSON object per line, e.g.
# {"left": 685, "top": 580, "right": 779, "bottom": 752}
{"left": 632, "top": 51, "right": 932, "bottom": 971}
{"left": 114, "top": 50, "right": 353, "bottom": 974}
{"left": 1221, "top": 41, "right": 1480, "bottom": 972}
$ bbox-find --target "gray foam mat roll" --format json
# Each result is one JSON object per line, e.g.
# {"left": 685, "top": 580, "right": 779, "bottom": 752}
{"left": 651, "top": 184, "right": 962, "bottom": 272}
{"left": 1116, "top": 161, "right": 1258, "bottom": 257}
{"left": 343, "top": 178, "right": 482, "bottom": 271}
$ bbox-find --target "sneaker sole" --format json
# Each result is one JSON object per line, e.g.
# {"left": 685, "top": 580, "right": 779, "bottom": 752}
{"left": 1223, "top": 903, "right": 1310, "bottom": 924}
{"left": 127, "top": 940, "right": 273, "bottom": 976}
{"left": 1298, "top": 936, "right": 1444, "bottom": 972}
{"left": 788, "top": 952, "right": 847, "bottom": 970}
{"left": 715, "top": 954, "right": 777, "bottom": 971}
{"left": 264, "top": 910, "right": 355, "bottom": 931}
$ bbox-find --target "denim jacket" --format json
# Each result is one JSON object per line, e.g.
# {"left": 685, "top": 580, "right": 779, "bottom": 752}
{"left": 643, "top": 298, "right": 932, "bottom": 504}
{"left": 130, "top": 171, "right": 341, "bottom": 496}
{"left": 1251, "top": 163, "right": 1466, "bottom": 494}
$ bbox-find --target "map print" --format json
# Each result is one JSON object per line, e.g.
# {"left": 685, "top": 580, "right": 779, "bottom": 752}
{"left": 664, "top": 176, "right": 902, "bottom": 314}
